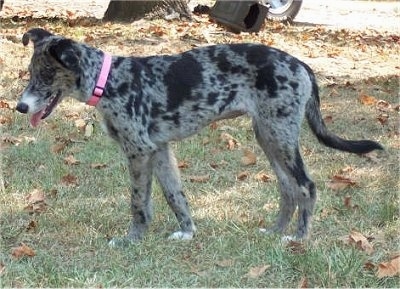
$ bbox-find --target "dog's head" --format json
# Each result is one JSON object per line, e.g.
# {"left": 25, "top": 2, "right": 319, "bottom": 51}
{"left": 16, "top": 28, "right": 82, "bottom": 127}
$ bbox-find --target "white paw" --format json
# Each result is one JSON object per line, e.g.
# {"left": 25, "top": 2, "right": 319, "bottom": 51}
{"left": 168, "top": 231, "right": 194, "bottom": 240}
{"left": 281, "top": 235, "right": 296, "bottom": 243}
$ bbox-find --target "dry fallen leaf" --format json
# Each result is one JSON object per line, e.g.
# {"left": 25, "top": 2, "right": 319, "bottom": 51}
{"left": 84, "top": 121, "right": 94, "bottom": 138}
{"left": 237, "top": 171, "right": 249, "bottom": 181}
{"left": 359, "top": 93, "right": 377, "bottom": 105}
{"left": 220, "top": 132, "right": 239, "bottom": 150}
{"left": 245, "top": 264, "right": 270, "bottom": 278}
{"left": 26, "top": 220, "right": 38, "bottom": 232}
{"left": 64, "top": 154, "right": 80, "bottom": 165}
{"left": 0, "top": 262, "right": 5, "bottom": 276}
{"left": 189, "top": 175, "right": 210, "bottom": 183}
{"left": 286, "top": 240, "right": 307, "bottom": 255}
{"left": 215, "top": 259, "right": 235, "bottom": 267}
{"left": 255, "top": 172, "right": 271, "bottom": 182}
{"left": 24, "top": 189, "right": 47, "bottom": 213}
{"left": 298, "top": 276, "right": 308, "bottom": 288}
{"left": 377, "top": 256, "right": 400, "bottom": 278}
{"left": 327, "top": 175, "right": 357, "bottom": 191}
{"left": 178, "top": 160, "right": 190, "bottom": 169}
{"left": 346, "top": 230, "right": 374, "bottom": 254}
{"left": 61, "top": 174, "right": 78, "bottom": 187}
{"left": 241, "top": 148, "right": 257, "bottom": 166}
{"left": 90, "top": 163, "right": 107, "bottom": 169}
{"left": 11, "top": 243, "right": 36, "bottom": 259}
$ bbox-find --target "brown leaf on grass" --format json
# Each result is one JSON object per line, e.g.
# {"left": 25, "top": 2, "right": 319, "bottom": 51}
{"left": 0, "top": 100, "right": 11, "bottom": 109}
{"left": 254, "top": 172, "right": 271, "bottom": 182}
{"left": 74, "top": 118, "right": 86, "bottom": 130}
{"left": 11, "top": 243, "right": 35, "bottom": 259}
{"left": 364, "top": 261, "right": 375, "bottom": 271}
{"left": 26, "top": 220, "right": 38, "bottom": 232}
{"left": 298, "top": 276, "right": 308, "bottom": 288}
{"left": 189, "top": 266, "right": 208, "bottom": 277}
{"left": 220, "top": 132, "right": 239, "bottom": 150}
{"left": 376, "top": 100, "right": 392, "bottom": 112}
{"left": 51, "top": 140, "right": 69, "bottom": 154}
{"left": 377, "top": 113, "right": 389, "bottom": 126}
{"left": 178, "top": 160, "right": 190, "bottom": 169}
{"left": 241, "top": 148, "right": 257, "bottom": 166}
{"left": 343, "top": 230, "right": 374, "bottom": 254}
{"left": 0, "top": 262, "right": 5, "bottom": 275}
{"left": 286, "top": 240, "right": 307, "bottom": 255}
{"left": 343, "top": 196, "right": 358, "bottom": 210}
{"left": 237, "top": 171, "right": 249, "bottom": 181}
{"left": 24, "top": 190, "right": 47, "bottom": 214}
{"left": 359, "top": 93, "right": 377, "bottom": 105}
{"left": 61, "top": 174, "right": 78, "bottom": 187}
{"left": 0, "top": 115, "right": 13, "bottom": 125}
{"left": 327, "top": 175, "right": 357, "bottom": 191}
{"left": 189, "top": 175, "right": 210, "bottom": 183}
{"left": 84, "top": 122, "right": 94, "bottom": 138}
{"left": 90, "top": 163, "right": 107, "bottom": 169}
{"left": 245, "top": 264, "right": 270, "bottom": 278}
{"left": 64, "top": 155, "right": 80, "bottom": 165}
{"left": 323, "top": 115, "right": 334, "bottom": 124}
{"left": 216, "top": 259, "right": 235, "bottom": 267}
{"left": 377, "top": 256, "right": 400, "bottom": 278}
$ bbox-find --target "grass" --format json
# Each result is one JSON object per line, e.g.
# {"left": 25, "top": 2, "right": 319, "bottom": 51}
{"left": 1, "top": 15, "right": 399, "bottom": 287}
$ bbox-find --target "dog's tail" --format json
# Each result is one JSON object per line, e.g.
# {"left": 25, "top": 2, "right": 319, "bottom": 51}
{"left": 305, "top": 69, "right": 383, "bottom": 154}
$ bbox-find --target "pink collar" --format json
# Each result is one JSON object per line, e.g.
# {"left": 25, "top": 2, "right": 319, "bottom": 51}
{"left": 87, "top": 53, "right": 112, "bottom": 106}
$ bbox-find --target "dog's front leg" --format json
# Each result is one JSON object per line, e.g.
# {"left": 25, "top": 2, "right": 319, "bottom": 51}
{"left": 109, "top": 153, "right": 154, "bottom": 247}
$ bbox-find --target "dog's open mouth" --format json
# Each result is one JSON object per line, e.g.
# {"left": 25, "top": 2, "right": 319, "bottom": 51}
{"left": 30, "top": 91, "right": 62, "bottom": 127}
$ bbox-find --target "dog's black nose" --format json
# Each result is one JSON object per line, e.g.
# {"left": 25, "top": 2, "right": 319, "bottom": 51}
{"left": 16, "top": 102, "right": 29, "bottom": 114}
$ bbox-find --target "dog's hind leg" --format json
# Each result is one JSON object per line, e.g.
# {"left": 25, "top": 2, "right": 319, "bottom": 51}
{"left": 153, "top": 145, "right": 196, "bottom": 240}
{"left": 253, "top": 119, "right": 316, "bottom": 240}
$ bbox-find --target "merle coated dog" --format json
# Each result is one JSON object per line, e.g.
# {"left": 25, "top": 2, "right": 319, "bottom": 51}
{"left": 16, "top": 28, "right": 382, "bottom": 244}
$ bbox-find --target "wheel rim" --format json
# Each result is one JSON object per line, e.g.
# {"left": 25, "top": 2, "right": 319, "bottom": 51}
{"left": 268, "top": 0, "right": 294, "bottom": 14}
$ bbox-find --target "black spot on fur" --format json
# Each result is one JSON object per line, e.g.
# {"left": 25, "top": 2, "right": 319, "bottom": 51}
{"left": 118, "top": 82, "right": 129, "bottom": 95}
{"left": 289, "top": 58, "right": 298, "bottom": 74}
{"left": 125, "top": 94, "right": 134, "bottom": 117}
{"left": 289, "top": 81, "right": 299, "bottom": 91}
{"left": 256, "top": 64, "right": 278, "bottom": 97}
{"left": 113, "top": 57, "right": 124, "bottom": 69}
{"left": 151, "top": 102, "right": 163, "bottom": 118}
{"left": 207, "top": 92, "right": 219, "bottom": 105}
{"left": 276, "top": 75, "right": 288, "bottom": 83}
{"left": 219, "top": 90, "right": 236, "bottom": 113}
{"left": 192, "top": 104, "right": 200, "bottom": 111}
{"left": 164, "top": 54, "right": 203, "bottom": 111}
{"left": 217, "top": 54, "right": 232, "bottom": 73}
{"left": 162, "top": 112, "right": 180, "bottom": 125}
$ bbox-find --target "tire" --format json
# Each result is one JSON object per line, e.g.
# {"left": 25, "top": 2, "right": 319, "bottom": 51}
{"left": 264, "top": 0, "right": 303, "bottom": 22}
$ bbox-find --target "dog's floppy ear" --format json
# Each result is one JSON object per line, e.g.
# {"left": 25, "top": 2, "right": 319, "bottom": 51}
{"left": 22, "top": 28, "right": 53, "bottom": 47}
{"left": 48, "top": 39, "right": 81, "bottom": 74}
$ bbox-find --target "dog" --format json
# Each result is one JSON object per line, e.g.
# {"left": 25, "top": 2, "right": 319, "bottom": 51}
{"left": 16, "top": 28, "right": 382, "bottom": 244}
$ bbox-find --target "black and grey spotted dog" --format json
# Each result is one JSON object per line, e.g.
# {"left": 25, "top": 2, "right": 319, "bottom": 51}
{"left": 16, "top": 28, "right": 382, "bottom": 244}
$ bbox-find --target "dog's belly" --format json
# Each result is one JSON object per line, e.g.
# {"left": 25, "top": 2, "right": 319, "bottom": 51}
{"left": 149, "top": 109, "right": 246, "bottom": 143}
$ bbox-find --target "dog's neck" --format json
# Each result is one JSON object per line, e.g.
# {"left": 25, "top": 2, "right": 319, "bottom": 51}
{"left": 77, "top": 45, "right": 110, "bottom": 104}
{"left": 86, "top": 53, "right": 112, "bottom": 106}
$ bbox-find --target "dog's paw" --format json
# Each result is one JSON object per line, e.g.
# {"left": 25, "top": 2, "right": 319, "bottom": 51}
{"left": 281, "top": 235, "right": 297, "bottom": 243}
{"left": 108, "top": 237, "right": 137, "bottom": 248}
{"left": 168, "top": 231, "right": 194, "bottom": 240}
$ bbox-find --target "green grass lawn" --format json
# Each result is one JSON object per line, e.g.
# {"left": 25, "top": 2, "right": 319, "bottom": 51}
{"left": 0, "top": 17, "right": 399, "bottom": 287}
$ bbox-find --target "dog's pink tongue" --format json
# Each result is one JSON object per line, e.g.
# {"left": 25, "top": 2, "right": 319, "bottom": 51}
{"left": 30, "top": 110, "right": 45, "bottom": 127}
